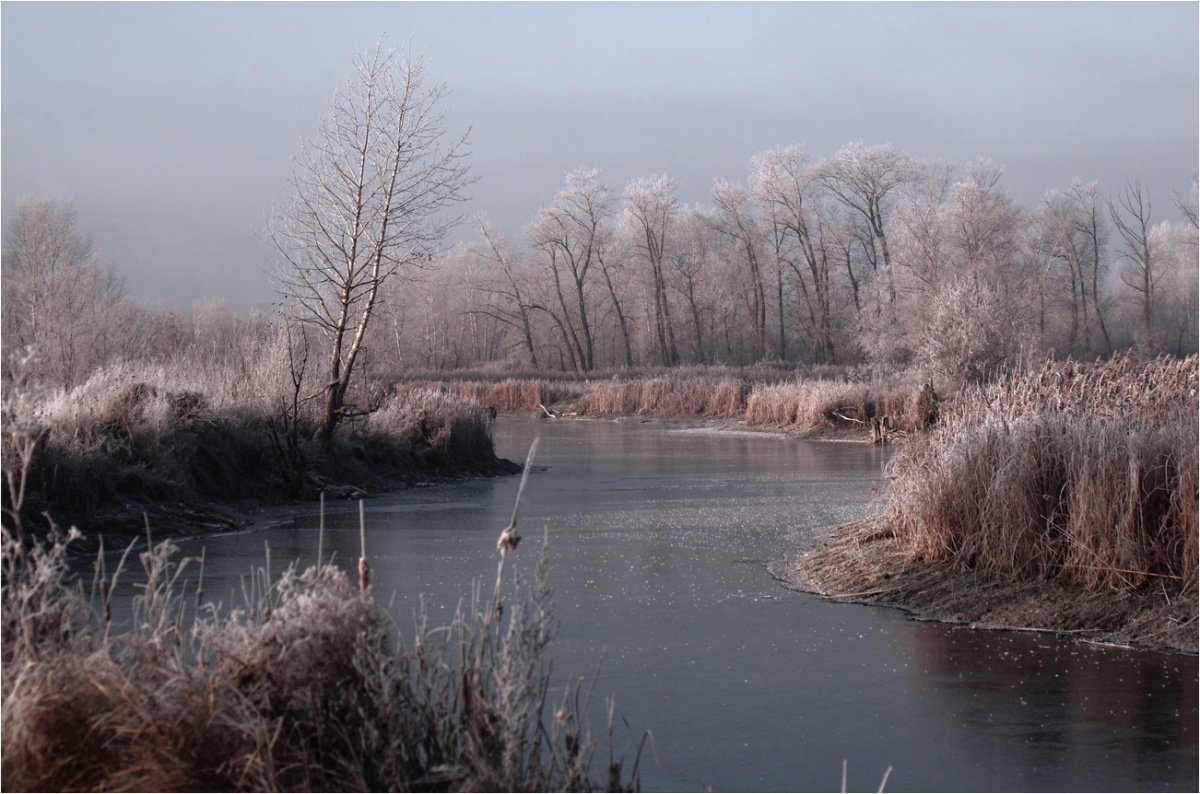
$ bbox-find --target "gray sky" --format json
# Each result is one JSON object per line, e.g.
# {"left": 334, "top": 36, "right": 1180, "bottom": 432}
{"left": 3, "top": 1, "right": 1197, "bottom": 312}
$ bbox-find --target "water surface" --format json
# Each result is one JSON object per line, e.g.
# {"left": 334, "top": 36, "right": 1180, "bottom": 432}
{"left": 163, "top": 417, "right": 1197, "bottom": 792}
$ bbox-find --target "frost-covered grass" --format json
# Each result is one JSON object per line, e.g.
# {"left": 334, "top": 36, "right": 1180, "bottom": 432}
{"left": 884, "top": 356, "right": 1199, "bottom": 594}
{"left": 1, "top": 358, "right": 504, "bottom": 541}
{"left": 1, "top": 517, "right": 643, "bottom": 791}
{"left": 398, "top": 365, "right": 923, "bottom": 432}
{"left": 742, "top": 375, "right": 928, "bottom": 432}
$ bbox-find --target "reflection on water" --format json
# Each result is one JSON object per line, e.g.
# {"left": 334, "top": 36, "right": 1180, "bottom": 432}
{"left": 109, "top": 417, "right": 1194, "bottom": 792}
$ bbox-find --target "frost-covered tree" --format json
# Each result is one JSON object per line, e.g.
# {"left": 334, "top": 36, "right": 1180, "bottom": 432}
{"left": 751, "top": 146, "right": 846, "bottom": 363}
{"left": 624, "top": 175, "right": 681, "bottom": 366}
{"left": 712, "top": 177, "right": 768, "bottom": 360}
{"left": 818, "top": 142, "right": 920, "bottom": 303}
{"left": 1, "top": 197, "right": 125, "bottom": 387}
{"left": 1108, "top": 181, "right": 1159, "bottom": 351}
{"left": 270, "top": 47, "right": 470, "bottom": 442}
{"left": 526, "top": 169, "right": 614, "bottom": 372}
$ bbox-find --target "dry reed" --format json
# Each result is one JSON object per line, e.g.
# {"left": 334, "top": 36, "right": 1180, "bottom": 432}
{"left": 1, "top": 496, "right": 642, "bottom": 791}
{"left": 885, "top": 356, "right": 1199, "bottom": 595}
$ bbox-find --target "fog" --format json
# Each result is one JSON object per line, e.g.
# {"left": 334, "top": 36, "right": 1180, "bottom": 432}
{"left": 3, "top": 2, "right": 1196, "bottom": 311}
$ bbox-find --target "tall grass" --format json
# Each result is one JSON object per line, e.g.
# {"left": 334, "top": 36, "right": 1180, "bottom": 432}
{"left": 2, "top": 510, "right": 642, "bottom": 790}
{"left": 572, "top": 375, "right": 747, "bottom": 418}
{"left": 885, "top": 356, "right": 1199, "bottom": 594}
{"left": 2, "top": 357, "right": 507, "bottom": 538}
{"left": 393, "top": 378, "right": 582, "bottom": 413}
{"left": 743, "top": 376, "right": 922, "bottom": 432}
{"left": 397, "top": 366, "right": 924, "bottom": 434}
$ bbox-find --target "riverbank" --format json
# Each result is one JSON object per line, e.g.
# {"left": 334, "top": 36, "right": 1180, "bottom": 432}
{"left": 395, "top": 366, "right": 932, "bottom": 439}
{"left": 785, "top": 517, "right": 1199, "bottom": 654}
{"left": 3, "top": 369, "right": 521, "bottom": 551}
{"left": 55, "top": 454, "right": 522, "bottom": 556}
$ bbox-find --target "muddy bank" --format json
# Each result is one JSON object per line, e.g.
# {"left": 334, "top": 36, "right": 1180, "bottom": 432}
{"left": 782, "top": 517, "right": 1198, "bottom": 655}
{"left": 44, "top": 456, "right": 523, "bottom": 556}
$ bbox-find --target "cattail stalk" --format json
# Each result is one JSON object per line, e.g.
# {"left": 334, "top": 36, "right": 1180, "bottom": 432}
{"left": 358, "top": 498, "right": 369, "bottom": 594}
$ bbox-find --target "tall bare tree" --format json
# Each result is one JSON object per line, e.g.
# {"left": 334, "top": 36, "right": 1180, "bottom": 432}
{"left": 624, "top": 175, "right": 680, "bottom": 366}
{"left": 270, "top": 47, "right": 470, "bottom": 442}
{"left": 818, "top": 143, "right": 919, "bottom": 308}
{"left": 472, "top": 221, "right": 542, "bottom": 369}
{"left": 712, "top": 178, "right": 768, "bottom": 360}
{"left": 1108, "top": 181, "right": 1158, "bottom": 349}
{"left": 1, "top": 197, "right": 125, "bottom": 387}
{"left": 526, "top": 169, "right": 613, "bottom": 372}
{"left": 751, "top": 146, "right": 836, "bottom": 363}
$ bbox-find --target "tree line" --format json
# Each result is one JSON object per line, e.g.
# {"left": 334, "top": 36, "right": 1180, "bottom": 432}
{"left": 398, "top": 151, "right": 1196, "bottom": 380}
{"left": 3, "top": 48, "right": 1197, "bottom": 447}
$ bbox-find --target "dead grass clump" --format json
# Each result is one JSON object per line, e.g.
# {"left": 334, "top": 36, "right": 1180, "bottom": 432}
{"left": 370, "top": 388, "right": 495, "bottom": 465}
{"left": 392, "top": 379, "right": 583, "bottom": 414}
{"left": 482, "top": 378, "right": 577, "bottom": 412}
{"left": 2, "top": 514, "right": 641, "bottom": 791}
{"left": 568, "top": 375, "right": 747, "bottom": 419}
{"left": 744, "top": 376, "right": 920, "bottom": 432}
{"left": 574, "top": 378, "right": 644, "bottom": 416}
{"left": 885, "top": 356, "right": 1199, "bottom": 596}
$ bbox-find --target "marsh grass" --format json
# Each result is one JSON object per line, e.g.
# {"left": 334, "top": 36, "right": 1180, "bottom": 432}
{"left": 743, "top": 375, "right": 923, "bottom": 432}
{"left": 1, "top": 473, "right": 643, "bottom": 791}
{"left": 397, "top": 366, "right": 921, "bottom": 432}
{"left": 2, "top": 359, "right": 506, "bottom": 538}
{"left": 885, "top": 356, "right": 1199, "bottom": 595}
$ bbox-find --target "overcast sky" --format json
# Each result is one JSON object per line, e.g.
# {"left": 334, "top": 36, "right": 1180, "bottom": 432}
{"left": 3, "top": 2, "right": 1197, "bottom": 312}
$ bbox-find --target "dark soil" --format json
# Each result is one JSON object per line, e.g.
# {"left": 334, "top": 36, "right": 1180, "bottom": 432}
{"left": 32, "top": 455, "right": 522, "bottom": 557}
{"left": 784, "top": 516, "right": 1199, "bottom": 655}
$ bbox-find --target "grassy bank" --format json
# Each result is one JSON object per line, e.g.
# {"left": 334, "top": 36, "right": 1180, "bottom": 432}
{"left": 397, "top": 365, "right": 929, "bottom": 436}
{"left": 793, "top": 356, "right": 1199, "bottom": 652}
{"left": 2, "top": 359, "right": 516, "bottom": 547}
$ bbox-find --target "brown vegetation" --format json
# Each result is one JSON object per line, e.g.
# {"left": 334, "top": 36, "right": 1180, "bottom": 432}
{"left": 1, "top": 522, "right": 643, "bottom": 791}
{"left": 794, "top": 356, "right": 1199, "bottom": 651}
{"left": 1, "top": 357, "right": 514, "bottom": 546}
{"left": 396, "top": 365, "right": 925, "bottom": 435}
{"left": 886, "top": 355, "right": 1198, "bottom": 595}
{"left": 790, "top": 518, "right": 1198, "bottom": 653}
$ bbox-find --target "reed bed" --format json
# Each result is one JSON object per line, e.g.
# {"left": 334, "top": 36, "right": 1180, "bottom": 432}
{"left": 396, "top": 367, "right": 922, "bottom": 433}
{"left": 2, "top": 494, "right": 642, "bottom": 790}
{"left": 2, "top": 360, "right": 505, "bottom": 538}
{"left": 572, "top": 375, "right": 747, "bottom": 418}
{"left": 743, "top": 376, "right": 923, "bottom": 432}
{"left": 393, "top": 379, "right": 583, "bottom": 413}
{"left": 885, "top": 356, "right": 1199, "bottom": 595}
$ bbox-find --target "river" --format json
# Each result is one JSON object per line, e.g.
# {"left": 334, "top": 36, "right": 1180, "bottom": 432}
{"left": 160, "top": 416, "right": 1197, "bottom": 792}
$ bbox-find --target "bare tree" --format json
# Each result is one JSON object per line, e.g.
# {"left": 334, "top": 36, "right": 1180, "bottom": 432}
{"left": 670, "top": 205, "right": 721, "bottom": 364}
{"left": 712, "top": 178, "right": 768, "bottom": 361}
{"left": 818, "top": 143, "right": 919, "bottom": 308}
{"left": 1108, "top": 181, "right": 1157, "bottom": 349}
{"left": 473, "top": 221, "right": 542, "bottom": 368}
{"left": 1066, "top": 179, "right": 1114, "bottom": 354}
{"left": 1033, "top": 183, "right": 1117, "bottom": 357}
{"left": 1, "top": 197, "right": 125, "bottom": 387}
{"left": 751, "top": 146, "right": 837, "bottom": 363}
{"left": 624, "top": 175, "right": 681, "bottom": 366}
{"left": 595, "top": 230, "right": 636, "bottom": 368}
{"left": 526, "top": 169, "right": 613, "bottom": 372}
{"left": 270, "top": 47, "right": 470, "bottom": 442}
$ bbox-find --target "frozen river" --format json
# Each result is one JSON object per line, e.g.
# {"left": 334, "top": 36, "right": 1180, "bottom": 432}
{"left": 162, "top": 416, "right": 1197, "bottom": 792}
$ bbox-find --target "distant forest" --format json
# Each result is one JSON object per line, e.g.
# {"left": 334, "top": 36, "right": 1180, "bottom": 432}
{"left": 3, "top": 142, "right": 1197, "bottom": 395}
